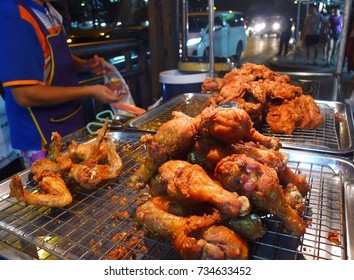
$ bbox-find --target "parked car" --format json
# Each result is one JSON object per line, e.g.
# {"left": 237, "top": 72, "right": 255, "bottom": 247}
{"left": 186, "top": 11, "right": 247, "bottom": 62}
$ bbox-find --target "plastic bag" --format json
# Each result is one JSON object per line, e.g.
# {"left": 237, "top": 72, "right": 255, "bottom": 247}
{"left": 295, "top": 39, "right": 303, "bottom": 50}
{"left": 104, "top": 65, "right": 136, "bottom": 117}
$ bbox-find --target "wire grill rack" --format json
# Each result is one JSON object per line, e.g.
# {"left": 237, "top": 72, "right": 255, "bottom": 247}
{"left": 0, "top": 131, "right": 350, "bottom": 260}
{"left": 125, "top": 94, "right": 354, "bottom": 154}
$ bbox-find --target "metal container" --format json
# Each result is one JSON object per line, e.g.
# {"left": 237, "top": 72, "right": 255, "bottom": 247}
{"left": 0, "top": 131, "right": 353, "bottom": 260}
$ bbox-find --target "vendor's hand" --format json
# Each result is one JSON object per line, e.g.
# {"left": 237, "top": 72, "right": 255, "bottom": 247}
{"left": 87, "top": 55, "right": 115, "bottom": 75}
{"left": 89, "top": 84, "right": 125, "bottom": 103}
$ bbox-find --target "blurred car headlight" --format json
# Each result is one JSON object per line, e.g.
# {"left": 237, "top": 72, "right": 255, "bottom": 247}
{"left": 272, "top": 22, "right": 280, "bottom": 31}
{"left": 187, "top": 37, "right": 202, "bottom": 47}
{"left": 255, "top": 23, "right": 265, "bottom": 32}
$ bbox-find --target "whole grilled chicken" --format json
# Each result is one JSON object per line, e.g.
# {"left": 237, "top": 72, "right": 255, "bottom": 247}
{"left": 214, "top": 154, "right": 306, "bottom": 237}
{"left": 135, "top": 196, "right": 249, "bottom": 260}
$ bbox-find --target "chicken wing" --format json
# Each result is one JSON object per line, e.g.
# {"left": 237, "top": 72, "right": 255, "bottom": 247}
{"left": 69, "top": 136, "right": 122, "bottom": 189}
{"left": 9, "top": 171, "right": 72, "bottom": 208}
{"left": 214, "top": 154, "right": 306, "bottom": 237}
{"left": 67, "top": 120, "right": 109, "bottom": 163}
{"left": 135, "top": 196, "right": 248, "bottom": 260}
{"left": 150, "top": 160, "right": 250, "bottom": 218}
{"left": 31, "top": 132, "right": 72, "bottom": 178}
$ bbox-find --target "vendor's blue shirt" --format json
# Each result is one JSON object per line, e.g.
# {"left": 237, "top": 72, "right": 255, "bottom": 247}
{"left": 0, "top": 0, "right": 61, "bottom": 150}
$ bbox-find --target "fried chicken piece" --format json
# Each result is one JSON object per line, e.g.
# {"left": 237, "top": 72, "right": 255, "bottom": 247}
{"left": 277, "top": 166, "right": 310, "bottom": 196}
{"left": 266, "top": 95, "right": 323, "bottom": 134}
{"left": 230, "top": 142, "right": 287, "bottom": 171}
{"left": 188, "top": 139, "right": 286, "bottom": 173}
{"left": 9, "top": 171, "right": 72, "bottom": 208}
{"left": 202, "top": 63, "right": 322, "bottom": 135}
{"left": 283, "top": 183, "right": 305, "bottom": 215}
{"left": 135, "top": 196, "right": 248, "bottom": 260}
{"left": 201, "top": 77, "right": 224, "bottom": 93}
{"left": 294, "top": 94, "right": 324, "bottom": 129}
{"left": 194, "top": 106, "right": 280, "bottom": 149}
{"left": 266, "top": 103, "right": 301, "bottom": 135}
{"left": 31, "top": 132, "right": 72, "bottom": 178}
{"left": 69, "top": 136, "right": 122, "bottom": 189}
{"left": 68, "top": 119, "right": 122, "bottom": 189}
{"left": 130, "top": 111, "right": 197, "bottom": 188}
{"left": 149, "top": 160, "right": 250, "bottom": 218}
{"left": 214, "top": 154, "right": 306, "bottom": 237}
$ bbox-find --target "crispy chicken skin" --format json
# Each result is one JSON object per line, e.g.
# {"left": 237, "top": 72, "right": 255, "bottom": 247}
{"left": 266, "top": 95, "right": 324, "bottom": 135}
{"left": 194, "top": 106, "right": 281, "bottom": 149}
{"left": 215, "top": 154, "right": 306, "bottom": 237}
{"left": 10, "top": 172, "right": 72, "bottom": 208}
{"left": 135, "top": 196, "right": 249, "bottom": 260}
{"left": 131, "top": 106, "right": 281, "bottom": 189}
{"left": 130, "top": 111, "right": 197, "bottom": 189}
{"left": 69, "top": 136, "right": 122, "bottom": 189}
{"left": 188, "top": 139, "right": 286, "bottom": 173}
{"left": 31, "top": 132, "right": 72, "bottom": 178}
{"left": 69, "top": 118, "right": 123, "bottom": 189}
{"left": 150, "top": 160, "right": 250, "bottom": 218}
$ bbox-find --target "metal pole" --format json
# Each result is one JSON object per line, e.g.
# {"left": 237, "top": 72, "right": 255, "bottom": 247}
{"left": 208, "top": 0, "right": 215, "bottom": 77}
{"left": 181, "top": 0, "right": 188, "bottom": 61}
{"left": 296, "top": 0, "right": 301, "bottom": 42}
{"left": 333, "top": 0, "right": 352, "bottom": 102}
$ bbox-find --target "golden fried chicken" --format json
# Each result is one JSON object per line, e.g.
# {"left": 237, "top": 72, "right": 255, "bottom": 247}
{"left": 201, "top": 63, "right": 322, "bottom": 135}
{"left": 194, "top": 106, "right": 281, "bottom": 149}
{"left": 31, "top": 132, "right": 72, "bottom": 178}
{"left": 214, "top": 154, "right": 306, "bottom": 237}
{"left": 9, "top": 171, "right": 72, "bottom": 208}
{"left": 131, "top": 111, "right": 197, "bottom": 188}
{"left": 149, "top": 160, "right": 250, "bottom": 218}
{"left": 68, "top": 119, "right": 122, "bottom": 189}
{"left": 135, "top": 196, "right": 249, "bottom": 260}
{"left": 277, "top": 166, "right": 310, "bottom": 196}
{"left": 188, "top": 139, "right": 286, "bottom": 174}
{"left": 266, "top": 94, "right": 323, "bottom": 134}
{"left": 69, "top": 136, "right": 122, "bottom": 189}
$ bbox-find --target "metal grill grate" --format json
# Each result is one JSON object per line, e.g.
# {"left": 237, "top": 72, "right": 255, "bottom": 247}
{"left": 261, "top": 103, "right": 340, "bottom": 151}
{"left": 126, "top": 94, "right": 353, "bottom": 154}
{"left": 0, "top": 132, "right": 350, "bottom": 260}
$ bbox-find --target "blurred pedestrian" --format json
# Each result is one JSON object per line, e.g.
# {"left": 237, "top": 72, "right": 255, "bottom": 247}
{"left": 346, "top": 19, "right": 354, "bottom": 73}
{"left": 320, "top": 8, "right": 330, "bottom": 61}
{"left": 277, "top": 17, "right": 293, "bottom": 57}
{"left": 301, "top": 4, "right": 327, "bottom": 65}
{"left": 326, "top": 5, "right": 343, "bottom": 66}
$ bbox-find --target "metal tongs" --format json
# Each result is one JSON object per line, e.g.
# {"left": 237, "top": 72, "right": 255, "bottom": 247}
{"left": 86, "top": 110, "right": 125, "bottom": 134}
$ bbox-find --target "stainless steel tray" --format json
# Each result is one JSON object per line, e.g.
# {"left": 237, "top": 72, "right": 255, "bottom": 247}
{"left": 0, "top": 131, "right": 353, "bottom": 260}
{"left": 125, "top": 93, "right": 211, "bottom": 132}
{"left": 125, "top": 94, "right": 354, "bottom": 154}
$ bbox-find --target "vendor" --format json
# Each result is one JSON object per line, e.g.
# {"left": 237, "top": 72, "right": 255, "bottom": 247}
{"left": 0, "top": 0, "right": 122, "bottom": 167}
